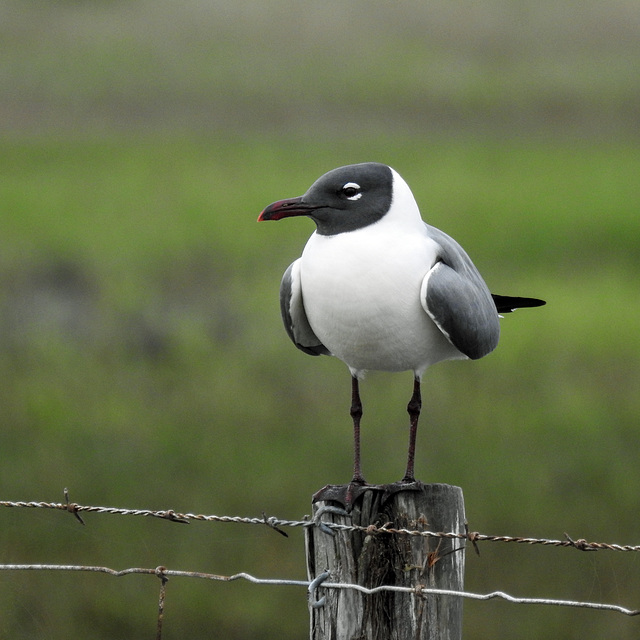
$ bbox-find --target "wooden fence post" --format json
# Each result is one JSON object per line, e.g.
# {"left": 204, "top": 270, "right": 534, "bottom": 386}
{"left": 305, "top": 483, "right": 465, "bottom": 640}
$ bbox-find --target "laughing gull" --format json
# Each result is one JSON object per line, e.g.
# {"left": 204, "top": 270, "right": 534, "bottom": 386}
{"left": 259, "top": 162, "right": 544, "bottom": 497}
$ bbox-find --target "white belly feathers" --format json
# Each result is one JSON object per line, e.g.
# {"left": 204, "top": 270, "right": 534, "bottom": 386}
{"left": 299, "top": 224, "right": 464, "bottom": 377}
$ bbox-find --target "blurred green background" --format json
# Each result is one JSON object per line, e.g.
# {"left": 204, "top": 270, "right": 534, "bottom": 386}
{"left": 1, "top": 1, "right": 639, "bottom": 638}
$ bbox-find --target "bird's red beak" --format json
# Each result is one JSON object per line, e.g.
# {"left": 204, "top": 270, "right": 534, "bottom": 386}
{"left": 258, "top": 196, "right": 316, "bottom": 221}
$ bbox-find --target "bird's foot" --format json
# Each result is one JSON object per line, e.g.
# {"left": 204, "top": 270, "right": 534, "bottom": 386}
{"left": 380, "top": 478, "right": 425, "bottom": 503}
{"left": 312, "top": 479, "right": 372, "bottom": 511}
{"left": 312, "top": 478, "right": 425, "bottom": 511}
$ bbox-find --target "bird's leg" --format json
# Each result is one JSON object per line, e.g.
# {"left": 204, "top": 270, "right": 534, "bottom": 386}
{"left": 402, "top": 377, "right": 422, "bottom": 482}
{"left": 311, "top": 375, "right": 369, "bottom": 509}
{"left": 350, "top": 375, "right": 366, "bottom": 484}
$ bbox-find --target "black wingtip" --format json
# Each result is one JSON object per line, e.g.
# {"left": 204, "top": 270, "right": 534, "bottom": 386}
{"left": 492, "top": 294, "right": 546, "bottom": 314}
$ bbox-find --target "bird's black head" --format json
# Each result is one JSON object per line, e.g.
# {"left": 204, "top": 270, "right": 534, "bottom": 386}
{"left": 258, "top": 163, "right": 394, "bottom": 235}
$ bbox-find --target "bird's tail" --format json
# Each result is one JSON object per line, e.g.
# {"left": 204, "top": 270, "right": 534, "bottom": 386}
{"left": 492, "top": 294, "right": 546, "bottom": 314}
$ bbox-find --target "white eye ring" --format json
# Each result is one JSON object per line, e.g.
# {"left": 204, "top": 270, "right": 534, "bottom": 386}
{"left": 342, "top": 182, "right": 362, "bottom": 201}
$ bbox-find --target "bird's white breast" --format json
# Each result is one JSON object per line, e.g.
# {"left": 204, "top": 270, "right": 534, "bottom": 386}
{"left": 299, "top": 219, "right": 464, "bottom": 377}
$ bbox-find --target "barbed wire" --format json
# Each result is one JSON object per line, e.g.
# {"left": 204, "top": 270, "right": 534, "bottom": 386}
{"left": 1, "top": 494, "right": 639, "bottom": 554}
{"left": 2, "top": 492, "right": 640, "bottom": 638}
{"left": 0, "top": 563, "right": 637, "bottom": 617}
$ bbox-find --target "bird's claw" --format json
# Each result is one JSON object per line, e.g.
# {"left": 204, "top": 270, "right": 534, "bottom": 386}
{"left": 312, "top": 481, "right": 372, "bottom": 511}
{"left": 312, "top": 479, "right": 425, "bottom": 511}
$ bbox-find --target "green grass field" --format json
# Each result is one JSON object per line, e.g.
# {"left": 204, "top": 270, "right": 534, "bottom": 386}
{"left": 1, "top": 1, "right": 640, "bottom": 638}
{"left": 2, "top": 135, "right": 639, "bottom": 639}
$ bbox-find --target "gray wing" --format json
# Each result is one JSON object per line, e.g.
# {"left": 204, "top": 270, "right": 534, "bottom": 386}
{"left": 420, "top": 225, "right": 500, "bottom": 360}
{"left": 280, "top": 259, "right": 331, "bottom": 356}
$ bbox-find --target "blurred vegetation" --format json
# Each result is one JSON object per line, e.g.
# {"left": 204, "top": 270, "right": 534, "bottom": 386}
{"left": 1, "top": 1, "right": 639, "bottom": 639}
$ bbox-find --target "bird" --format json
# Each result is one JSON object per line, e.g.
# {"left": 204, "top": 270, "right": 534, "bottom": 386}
{"left": 258, "top": 162, "right": 544, "bottom": 502}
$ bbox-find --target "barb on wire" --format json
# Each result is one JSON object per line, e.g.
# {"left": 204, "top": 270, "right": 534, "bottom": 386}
{"left": 2, "top": 495, "right": 640, "bottom": 553}
{"left": 63, "top": 488, "right": 85, "bottom": 525}
{"left": 262, "top": 511, "right": 288, "bottom": 538}
{"left": 0, "top": 563, "right": 637, "bottom": 617}
{"left": 465, "top": 520, "right": 480, "bottom": 556}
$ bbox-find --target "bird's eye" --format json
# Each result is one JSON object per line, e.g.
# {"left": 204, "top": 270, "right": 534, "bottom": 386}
{"left": 341, "top": 182, "right": 362, "bottom": 201}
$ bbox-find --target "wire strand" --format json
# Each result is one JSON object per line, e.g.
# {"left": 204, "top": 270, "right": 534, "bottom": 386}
{"left": 0, "top": 563, "right": 637, "bottom": 616}
{"left": 2, "top": 498, "right": 639, "bottom": 553}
